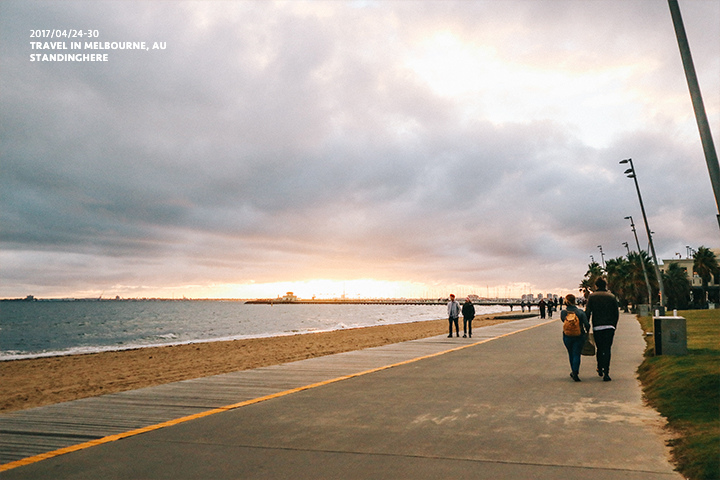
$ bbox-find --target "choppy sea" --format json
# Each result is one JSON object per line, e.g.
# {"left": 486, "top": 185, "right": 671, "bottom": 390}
{"left": 0, "top": 301, "right": 509, "bottom": 360}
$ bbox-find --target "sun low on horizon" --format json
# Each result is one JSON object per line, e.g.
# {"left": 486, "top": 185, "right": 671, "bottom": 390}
{"left": 45, "top": 278, "right": 560, "bottom": 301}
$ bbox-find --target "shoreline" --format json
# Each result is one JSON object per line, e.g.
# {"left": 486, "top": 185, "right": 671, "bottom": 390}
{"left": 0, "top": 313, "right": 525, "bottom": 413}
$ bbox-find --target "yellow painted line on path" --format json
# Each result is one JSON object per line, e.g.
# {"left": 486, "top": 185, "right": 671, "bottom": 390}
{"left": 0, "top": 318, "right": 555, "bottom": 472}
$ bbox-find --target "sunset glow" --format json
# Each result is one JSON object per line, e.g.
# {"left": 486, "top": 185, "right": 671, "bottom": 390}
{"left": 1, "top": 1, "right": 718, "bottom": 300}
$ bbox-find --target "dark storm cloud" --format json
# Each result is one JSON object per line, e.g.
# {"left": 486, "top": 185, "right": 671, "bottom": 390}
{"left": 1, "top": 0, "right": 718, "bottom": 297}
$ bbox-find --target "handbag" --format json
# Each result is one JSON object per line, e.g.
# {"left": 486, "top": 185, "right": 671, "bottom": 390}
{"left": 581, "top": 332, "right": 596, "bottom": 356}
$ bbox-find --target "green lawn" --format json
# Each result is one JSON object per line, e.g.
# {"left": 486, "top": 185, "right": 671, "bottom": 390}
{"left": 637, "top": 310, "right": 720, "bottom": 480}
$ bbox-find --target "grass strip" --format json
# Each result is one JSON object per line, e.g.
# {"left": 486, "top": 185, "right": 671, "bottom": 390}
{"left": 636, "top": 310, "right": 720, "bottom": 480}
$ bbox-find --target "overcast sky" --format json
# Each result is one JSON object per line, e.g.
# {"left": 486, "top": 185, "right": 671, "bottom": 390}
{"left": 1, "top": 0, "right": 718, "bottom": 299}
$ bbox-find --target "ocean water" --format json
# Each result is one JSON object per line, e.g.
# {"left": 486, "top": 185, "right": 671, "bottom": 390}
{"left": 0, "top": 301, "right": 509, "bottom": 360}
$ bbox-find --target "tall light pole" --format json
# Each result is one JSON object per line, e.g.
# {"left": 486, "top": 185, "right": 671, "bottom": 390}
{"left": 626, "top": 215, "right": 654, "bottom": 312}
{"left": 620, "top": 158, "right": 666, "bottom": 308}
{"left": 597, "top": 245, "right": 606, "bottom": 268}
{"left": 668, "top": 0, "right": 720, "bottom": 231}
{"left": 622, "top": 242, "right": 630, "bottom": 256}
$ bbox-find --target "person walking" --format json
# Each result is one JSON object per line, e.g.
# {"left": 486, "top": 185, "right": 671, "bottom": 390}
{"left": 585, "top": 278, "right": 620, "bottom": 381}
{"left": 462, "top": 297, "right": 475, "bottom": 338}
{"left": 447, "top": 294, "right": 460, "bottom": 338}
{"left": 538, "top": 298, "right": 547, "bottom": 319}
{"left": 561, "top": 294, "right": 590, "bottom": 382}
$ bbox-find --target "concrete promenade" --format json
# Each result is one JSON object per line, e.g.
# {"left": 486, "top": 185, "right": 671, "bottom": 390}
{"left": 0, "top": 314, "right": 682, "bottom": 479}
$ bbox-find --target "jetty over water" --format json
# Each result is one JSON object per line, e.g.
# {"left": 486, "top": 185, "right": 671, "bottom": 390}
{"left": 244, "top": 298, "right": 529, "bottom": 308}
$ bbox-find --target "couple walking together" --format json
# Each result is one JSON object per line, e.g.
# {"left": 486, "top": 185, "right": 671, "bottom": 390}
{"left": 561, "top": 278, "right": 619, "bottom": 382}
{"left": 447, "top": 294, "right": 475, "bottom": 338}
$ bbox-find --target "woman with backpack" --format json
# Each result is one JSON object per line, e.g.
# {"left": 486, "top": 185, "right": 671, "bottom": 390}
{"left": 561, "top": 294, "right": 590, "bottom": 382}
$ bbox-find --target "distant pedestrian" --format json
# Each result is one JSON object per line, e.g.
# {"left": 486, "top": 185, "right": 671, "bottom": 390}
{"left": 585, "top": 278, "right": 620, "bottom": 381}
{"left": 538, "top": 299, "right": 547, "bottom": 319}
{"left": 447, "top": 294, "right": 460, "bottom": 338}
{"left": 547, "top": 300, "right": 554, "bottom": 318}
{"left": 561, "top": 294, "right": 590, "bottom": 382}
{"left": 462, "top": 297, "right": 475, "bottom": 338}
{"left": 521, "top": 300, "right": 526, "bottom": 312}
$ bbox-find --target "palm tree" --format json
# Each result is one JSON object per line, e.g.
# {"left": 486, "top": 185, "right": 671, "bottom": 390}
{"left": 578, "top": 278, "right": 593, "bottom": 300}
{"left": 605, "top": 256, "right": 632, "bottom": 312}
{"left": 693, "top": 246, "right": 719, "bottom": 306}
{"left": 586, "top": 261, "right": 604, "bottom": 286}
{"left": 579, "top": 261, "right": 604, "bottom": 299}
{"left": 662, "top": 262, "right": 691, "bottom": 310}
{"left": 626, "top": 250, "right": 657, "bottom": 309}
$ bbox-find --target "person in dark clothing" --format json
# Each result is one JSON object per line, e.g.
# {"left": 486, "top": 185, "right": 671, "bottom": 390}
{"left": 462, "top": 298, "right": 476, "bottom": 338}
{"left": 538, "top": 298, "right": 547, "bottom": 319}
{"left": 561, "top": 294, "right": 590, "bottom": 381}
{"left": 585, "top": 278, "right": 620, "bottom": 381}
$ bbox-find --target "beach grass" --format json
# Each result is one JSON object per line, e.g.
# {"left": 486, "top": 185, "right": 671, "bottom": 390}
{"left": 636, "top": 309, "right": 720, "bottom": 480}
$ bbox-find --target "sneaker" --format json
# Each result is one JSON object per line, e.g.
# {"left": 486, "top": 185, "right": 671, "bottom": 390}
{"left": 463, "top": 334, "right": 467, "bottom": 338}
{"left": 603, "top": 374, "right": 612, "bottom": 382}
{"left": 597, "top": 367, "right": 603, "bottom": 377}
{"left": 448, "top": 335, "right": 453, "bottom": 338}
{"left": 570, "top": 373, "right": 581, "bottom": 382}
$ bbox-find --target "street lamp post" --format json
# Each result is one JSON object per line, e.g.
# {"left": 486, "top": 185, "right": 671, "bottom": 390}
{"left": 597, "top": 245, "right": 606, "bottom": 268}
{"left": 622, "top": 242, "right": 630, "bottom": 256}
{"left": 626, "top": 215, "right": 654, "bottom": 313}
{"left": 668, "top": 0, "right": 720, "bottom": 231}
{"left": 620, "top": 158, "right": 666, "bottom": 309}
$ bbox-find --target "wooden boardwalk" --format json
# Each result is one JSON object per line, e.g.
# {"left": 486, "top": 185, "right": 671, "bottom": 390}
{"left": 0, "top": 316, "right": 547, "bottom": 468}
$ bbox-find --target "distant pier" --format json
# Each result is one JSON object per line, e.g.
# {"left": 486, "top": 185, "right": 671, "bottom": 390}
{"left": 244, "top": 298, "right": 529, "bottom": 308}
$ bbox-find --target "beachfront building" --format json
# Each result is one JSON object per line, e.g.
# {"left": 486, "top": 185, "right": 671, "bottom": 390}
{"left": 660, "top": 247, "right": 720, "bottom": 306}
{"left": 279, "top": 292, "right": 298, "bottom": 302}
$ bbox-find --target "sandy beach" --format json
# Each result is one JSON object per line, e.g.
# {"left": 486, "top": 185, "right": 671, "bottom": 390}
{"left": 0, "top": 313, "right": 522, "bottom": 413}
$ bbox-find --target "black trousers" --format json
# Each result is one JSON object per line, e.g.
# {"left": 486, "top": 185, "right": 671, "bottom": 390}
{"left": 448, "top": 316, "right": 459, "bottom": 336}
{"left": 463, "top": 317, "right": 473, "bottom": 336}
{"left": 594, "top": 328, "right": 616, "bottom": 374}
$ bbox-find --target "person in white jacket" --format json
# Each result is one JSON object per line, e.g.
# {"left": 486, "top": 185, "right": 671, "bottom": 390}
{"left": 447, "top": 294, "right": 460, "bottom": 338}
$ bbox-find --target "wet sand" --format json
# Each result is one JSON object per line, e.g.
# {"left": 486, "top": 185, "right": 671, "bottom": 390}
{"left": 1, "top": 313, "right": 519, "bottom": 413}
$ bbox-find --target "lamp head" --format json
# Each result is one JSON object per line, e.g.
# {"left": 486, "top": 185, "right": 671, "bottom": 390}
{"left": 619, "top": 158, "right": 630, "bottom": 164}
{"left": 624, "top": 168, "right": 634, "bottom": 174}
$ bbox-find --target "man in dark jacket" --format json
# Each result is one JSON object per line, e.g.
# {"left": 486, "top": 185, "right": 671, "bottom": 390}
{"left": 462, "top": 298, "right": 476, "bottom": 338}
{"left": 585, "top": 278, "right": 620, "bottom": 381}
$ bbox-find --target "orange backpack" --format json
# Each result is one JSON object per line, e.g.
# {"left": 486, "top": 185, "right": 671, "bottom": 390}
{"left": 563, "top": 311, "right": 582, "bottom": 336}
